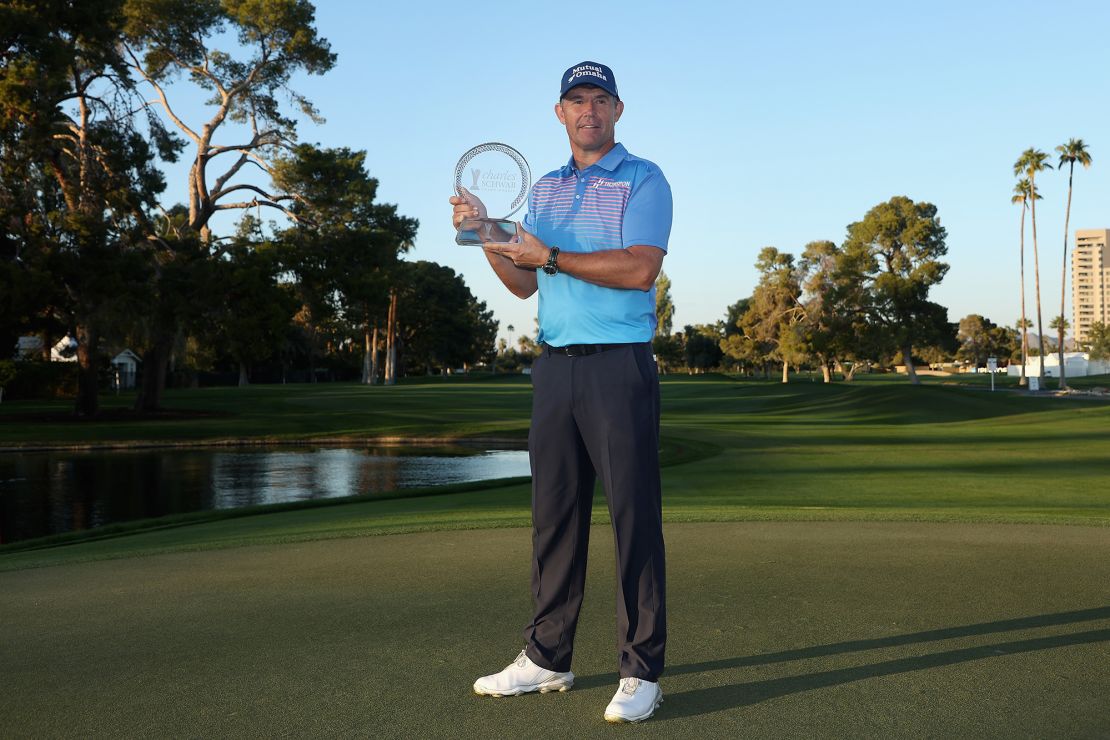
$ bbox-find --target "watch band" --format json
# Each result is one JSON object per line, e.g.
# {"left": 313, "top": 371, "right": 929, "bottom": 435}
{"left": 543, "top": 246, "right": 560, "bottom": 275}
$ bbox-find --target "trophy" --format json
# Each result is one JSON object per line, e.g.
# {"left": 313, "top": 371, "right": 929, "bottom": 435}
{"left": 454, "top": 143, "right": 531, "bottom": 246}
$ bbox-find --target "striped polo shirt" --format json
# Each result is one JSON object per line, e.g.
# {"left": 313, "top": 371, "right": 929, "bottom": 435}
{"left": 522, "top": 142, "right": 673, "bottom": 346}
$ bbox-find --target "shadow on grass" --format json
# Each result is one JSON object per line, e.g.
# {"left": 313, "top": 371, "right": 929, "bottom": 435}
{"left": 575, "top": 606, "right": 1110, "bottom": 718}
{"left": 666, "top": 381, "right": 1110, "bottom": 427}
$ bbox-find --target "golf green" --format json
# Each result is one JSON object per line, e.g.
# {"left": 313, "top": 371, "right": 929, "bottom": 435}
{"left": 3, "top": 521, "right": 1107, "bottom": 736}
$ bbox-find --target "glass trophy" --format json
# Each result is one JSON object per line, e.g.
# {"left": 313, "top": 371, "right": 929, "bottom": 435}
{"left": 454, "top": 142, "right": 531, "bottom": 246}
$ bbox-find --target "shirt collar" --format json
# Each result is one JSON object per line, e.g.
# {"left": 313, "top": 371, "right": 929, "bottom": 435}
{"left": 562, "top": 142, "right": 628, "bottom": 175}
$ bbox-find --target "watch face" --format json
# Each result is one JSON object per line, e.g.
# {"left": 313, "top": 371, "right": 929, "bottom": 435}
{"left": 543, "top": 247, "right": 558, "bottom": 275}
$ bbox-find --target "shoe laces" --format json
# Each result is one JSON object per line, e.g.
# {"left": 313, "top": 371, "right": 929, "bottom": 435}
{"left": 620, "top": 677, "right": 640, "bottom": 696}
{"left": 514, "top": 649, "right": 528, "bottom": 668}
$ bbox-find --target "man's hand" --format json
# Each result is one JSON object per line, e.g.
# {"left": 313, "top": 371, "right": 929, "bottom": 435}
{"left": 483, "top": 225, "right": 549, "bottom": 269}
{"left": 449, "top": 186, "right": 487, "bottom": 230}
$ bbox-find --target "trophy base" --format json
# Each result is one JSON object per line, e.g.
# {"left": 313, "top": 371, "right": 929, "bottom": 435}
{"left": 456, "top": 218, "right": 519, "bottom": 246}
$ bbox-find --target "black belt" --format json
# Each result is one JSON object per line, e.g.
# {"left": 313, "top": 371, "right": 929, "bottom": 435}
{"left": 543, "top": 342, "right": 635, "bottom": 357}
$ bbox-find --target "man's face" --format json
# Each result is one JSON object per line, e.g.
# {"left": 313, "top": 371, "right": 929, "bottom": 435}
{"left": 555, "top": 85, "right": 624, "bottom": 154}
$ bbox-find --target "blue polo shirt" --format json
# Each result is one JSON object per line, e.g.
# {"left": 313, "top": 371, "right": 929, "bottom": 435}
{"left": 522, "top": 142, "right": 672, "bottom": 346}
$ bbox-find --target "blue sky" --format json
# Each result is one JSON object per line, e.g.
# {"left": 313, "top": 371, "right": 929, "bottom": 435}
{"left": 156, "top": 0, "right": 1110, "bottom": 343}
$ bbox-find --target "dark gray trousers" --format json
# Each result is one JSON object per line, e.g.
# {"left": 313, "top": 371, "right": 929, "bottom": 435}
{"left": 523, "top": 342, "right": 666, "bottom": 682}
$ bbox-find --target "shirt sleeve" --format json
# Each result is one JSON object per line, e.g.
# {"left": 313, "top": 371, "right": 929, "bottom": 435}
{"left": 622, "top": 167, "right": 672, "bottom": 252}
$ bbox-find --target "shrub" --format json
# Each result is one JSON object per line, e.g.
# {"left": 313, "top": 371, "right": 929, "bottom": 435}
{"left": 0, "top": 361, "right": 79, "bottom": 400}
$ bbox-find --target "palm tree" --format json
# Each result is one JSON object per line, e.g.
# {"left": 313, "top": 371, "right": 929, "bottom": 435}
{"left": 1011, "top": 179, "right": 1038, "bottom": 386}
{"left": 1054, "top": 138, "right": 1092, "bottom": 390}
{"left": 1014, "top": 148, "right": 1053, "bottom": 388}
{"left": 1050, "top": 315, "right": 1070, "bottom": 378}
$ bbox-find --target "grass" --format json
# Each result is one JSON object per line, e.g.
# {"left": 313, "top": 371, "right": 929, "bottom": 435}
{"left": 5, "top": 522, "right": 1109, "bottom": 736}
{"left": 2, "top": 372, "right": 1109, "bottom": 570}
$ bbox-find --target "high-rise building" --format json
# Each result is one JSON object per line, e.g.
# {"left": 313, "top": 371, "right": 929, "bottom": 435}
{"left": 1072, "top": 229, "right": 1110, "bottom": 343}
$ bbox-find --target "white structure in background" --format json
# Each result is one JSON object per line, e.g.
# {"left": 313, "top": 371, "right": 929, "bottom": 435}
{"left": 1072, "top": 229, "right": 1109, "bottom": 344}
{"left": 1007, "top": 352, "right": 1110, "bottom": 379}
{"left": 14, "top": 336, "right": 43, "bottom": 359}
{"left": 14, "top": 337, "right": 142, "bottom": 389}
{"left": 111, "top": 349, "right": 141, "bottom": 390}
{"left": 17, "top": 335, "right": 79, "bottom": 362}
{"left": 51, "top": 335, "right": 78, "bottom": 362}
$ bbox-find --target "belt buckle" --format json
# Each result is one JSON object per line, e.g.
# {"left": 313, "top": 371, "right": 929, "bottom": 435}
{"left": 565, "top": 344, "right": 584, "bottom": 357}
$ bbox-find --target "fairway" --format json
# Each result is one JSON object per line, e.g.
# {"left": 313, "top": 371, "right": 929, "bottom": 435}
{"left": 3, "top": 376, "right": 1110, "bottom": 735}
{"left": 2, "top": 522, "right": 1108, "bottom": 736}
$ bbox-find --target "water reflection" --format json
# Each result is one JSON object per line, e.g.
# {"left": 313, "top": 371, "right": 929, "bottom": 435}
{"left": 0, "top": 446, "right": 529, "bottom": 544}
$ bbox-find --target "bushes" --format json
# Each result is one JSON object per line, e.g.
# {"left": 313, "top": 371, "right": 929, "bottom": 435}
{"left": 0, "top": 360, "right": 79, "bottom": 400}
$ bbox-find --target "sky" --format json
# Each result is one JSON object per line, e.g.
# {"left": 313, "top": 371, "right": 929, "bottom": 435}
{"left": 153, "top": 0, "right": 1110, "bottom": 345}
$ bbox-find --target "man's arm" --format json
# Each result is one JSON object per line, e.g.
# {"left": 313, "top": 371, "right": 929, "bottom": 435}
{"left": 484, "top": 230, "right": 665, "bottom": 292}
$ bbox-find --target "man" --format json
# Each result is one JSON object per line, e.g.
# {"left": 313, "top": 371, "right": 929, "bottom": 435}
{"left": 449, "top": 61, "right": 672, "bottom": 723}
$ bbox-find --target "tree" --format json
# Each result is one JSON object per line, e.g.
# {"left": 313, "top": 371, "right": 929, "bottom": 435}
{"left": 1049, "top": 315, "right": 1070, "bottom": 374}
{"left": 840, "top": 196, "right": 951, "bottom": 384}
{"left": 956, "top": 314, "right": 1013, "bottom": 368}
{"left": 797, "top": 240, "right": 868, "bottom": 382}
{"left": 1011, "top": 179, "right": 1039, "bottom": 386}
{"left": 121, "top": 0, "right": 336, "bottom": 409}
{"left": 274, "top": 145, "right": 416, "bottom": 386}
{"left": 654, "top": 270, "right": 674, "bottom": 336}
{"left": 1055, "top": 138, "right": 1092, "bottom": 389}
{"left": 683, "top": 324, "right": 722, "bottom": 373}
{"left": 517, "top": 333, "right": 541, "bottom": 360}
{"left": 198, "top": 220, "right": 297, "bottom": 385}
{"left": 1084, "top": 321, "right": 1110, "bottom": 361}
{"left": 1014, "top": 148, "right": 1053, "bottom": 388}
{"left": 1011, "top": 317, "right": 1033, "bottom": 366}
{"left": 393, "top": 261, "right": 497, "bottom": 375}
{"left": 718, "top": 298, "right": 756, "bottom": 374}
{"left": 0, "top": 0, "right": 178, "bottom": 415}
{"left": 741, "top": 248, "right": 805, "bottom": 383}
{"left": 653, "top": 332, "right": 685, "bottom": 374}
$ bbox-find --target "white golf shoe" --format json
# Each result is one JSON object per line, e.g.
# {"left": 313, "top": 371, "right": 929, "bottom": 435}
{"left": 603, "top": 677, "right": 663, "bottom": 723}
{"left": 472, "top": 649, "right": 575, "bottom": 697}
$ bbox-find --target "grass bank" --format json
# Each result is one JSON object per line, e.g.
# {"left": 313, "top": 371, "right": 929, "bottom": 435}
{"left": 2, "top": 373, "right": 1108, "bottom": 570}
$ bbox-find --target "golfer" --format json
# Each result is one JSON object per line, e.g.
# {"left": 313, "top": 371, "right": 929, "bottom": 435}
{"left": 450, "top": 61, "right": 672, "bottom": 723}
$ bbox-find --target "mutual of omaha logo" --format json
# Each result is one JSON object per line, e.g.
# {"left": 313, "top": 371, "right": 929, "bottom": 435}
{"left": 567, "top": 64, "right": 607, "bottom": 83}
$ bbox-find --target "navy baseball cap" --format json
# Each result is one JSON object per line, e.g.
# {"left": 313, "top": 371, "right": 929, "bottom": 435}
{"left": 560, "top": 61, "right": 619, "bottom": 99}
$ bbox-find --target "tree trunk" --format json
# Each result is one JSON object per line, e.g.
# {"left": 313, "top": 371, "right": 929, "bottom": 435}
{"left": 1059, "top": 166, "right": 1074, "bottom": 391}
{"left": 781, "top": 359, "right": 789, "bottom": 384}
{"left": 1058, "top": 325, "right": 1067, "bottom": 390}
{"left": 135, "top": 336, "right": 172, "bottom": 411}
{"left": 238, "top": 361, "right": 250, "bottom": 387}
{"left": 385, "top": 289, "right": 398, "bottom": 385}
{"left": 821, "top": 361, "right": 832, "bottom": 384}
{"left": 74, "top": 320, "right": 99, "bottom": 417}
{"left": 370, "top": 324, "right": 380, "bottom": 385}
{"left": 1019, "top": 202, "right": 1028, "bottom": 387}
{"left": 1030, "top": 181, "right": 1046, "bottom": 388}
{"left": 308, "top": 325, "right": 318, "bottom": 384}
{"left": 902, "top": 346, "right": 920, "bottom": 385}
{"left": 361, "top": 322, "right": 371, "bottom": 384}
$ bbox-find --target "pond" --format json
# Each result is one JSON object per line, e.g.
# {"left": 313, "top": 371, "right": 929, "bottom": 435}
{"left": 0, "top": 445, "right": 530, "bottom": 545}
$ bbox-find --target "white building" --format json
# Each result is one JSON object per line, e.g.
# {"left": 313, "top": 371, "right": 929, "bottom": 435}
{"left": 1072, "top": 229, "right": 1110, "bottom": 343}
{"left": 111, "top": 349, "right": 141, "bottom": 390}
{"left": 16, "top": 335, "right": 79, "bottom": 362}
{"left": 1007, "top": 352, "right": 1110, "bottom": 378}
